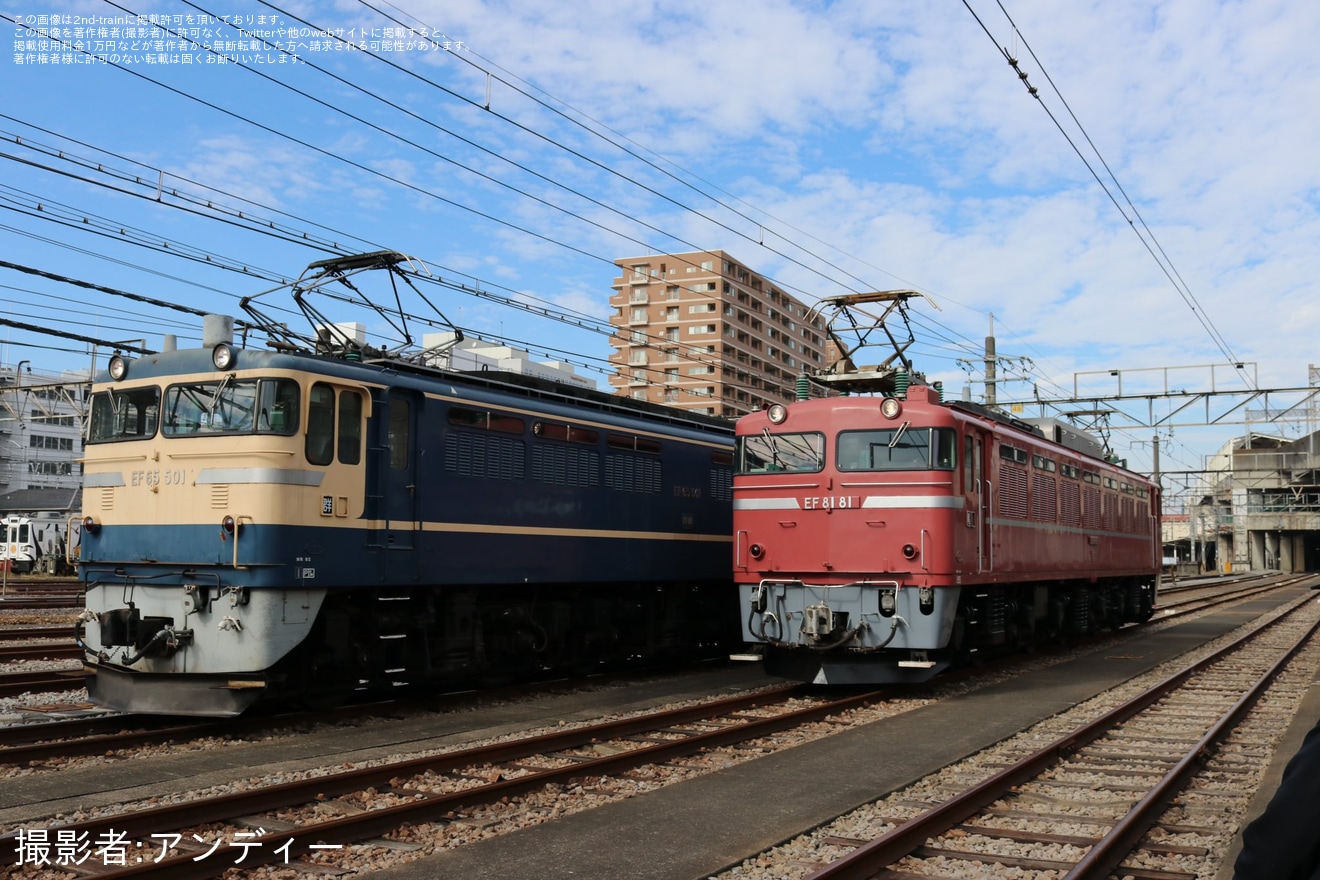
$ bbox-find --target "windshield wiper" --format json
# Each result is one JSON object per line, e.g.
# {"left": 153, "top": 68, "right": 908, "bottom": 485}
{"left": 888, "top": 420, "right": 911, "bottom": 448}
{"left": 761, "top": 427, "right": 784, "bottom": 468}
{"left": 207, "top": 374, "right": 234, "bottom": 421}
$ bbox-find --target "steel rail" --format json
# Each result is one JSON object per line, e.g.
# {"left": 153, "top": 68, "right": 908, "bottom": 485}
{"left": 1066, "top": 609, "right": 1320, "bottom": 878}
{"left": 0, "top": 667, "right": 84, "bottom": 699}
{"left": 0, "top": 643, "right": 81, "bottom": 661}
{"left": 0, "top": 625, "right": 70, "bottom": 642}
{"left": 3, "top": 682, "right": 849, "bottom": 875}
{"left": 802, "top": 590, "right": 1319, "bottom": 879}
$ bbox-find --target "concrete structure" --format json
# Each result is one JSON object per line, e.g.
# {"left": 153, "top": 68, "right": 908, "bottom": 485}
{"left": 1165, "top": 430, "right": 1320, "bottom": 573}
{"left": 607, "top": 250, "right": 828, "bottom": 417}
{"left": 0, "top": 487, "right": 81, "bottom": 517}
{"left": 0, "top": 363, "right": 86, "bottom": 494}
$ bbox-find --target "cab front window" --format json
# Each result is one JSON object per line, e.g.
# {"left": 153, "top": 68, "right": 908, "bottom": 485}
{"left": 837, "top": 427, "right": 956, "bottom": 471}
{"left": 161, "top": 378, "right": 299, "bottom": 437}
{"left": 87, "top": 387, "right": 160, "bottom": 442}
{"left": 736, "top": 431, "right": 825, "bottom": 474}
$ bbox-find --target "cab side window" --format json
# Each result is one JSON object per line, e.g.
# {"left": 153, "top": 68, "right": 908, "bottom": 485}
{"left": 388, "top": 398, "right": 410, "bottom": 470}
{"left": 306, "top": 383, "right": 336, "bottom": 465}
{"left": 338, "top": 391, "right": 363, "bottom": 465}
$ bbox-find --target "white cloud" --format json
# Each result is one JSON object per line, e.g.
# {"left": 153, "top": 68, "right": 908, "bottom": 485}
{"left": 5, "top": 0, "right": 1318, "bottom": 473}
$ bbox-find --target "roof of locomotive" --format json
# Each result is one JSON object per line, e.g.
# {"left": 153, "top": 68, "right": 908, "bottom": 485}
{"left": 93, "top": 344, "right": 736, "bottom": 442}
{"left": 737, "top": 385, "right": 1150, "bottom": 480}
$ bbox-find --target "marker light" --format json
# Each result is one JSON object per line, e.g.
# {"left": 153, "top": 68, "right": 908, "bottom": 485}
{"left": 108, "top": 355, "right": 130, "bottom": 381}
{"left": 212, "top": 343, "right": 236, "bottom": 371}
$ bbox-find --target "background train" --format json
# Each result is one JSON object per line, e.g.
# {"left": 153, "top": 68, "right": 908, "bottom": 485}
{"left": 1, "top": 512, "right": 79, "bottom": 575}
{"left": 733, "top": 382, "right": 1161, "bottom": 684}
{"left": 77, "top": 254, "right": 737, "bottom": 716}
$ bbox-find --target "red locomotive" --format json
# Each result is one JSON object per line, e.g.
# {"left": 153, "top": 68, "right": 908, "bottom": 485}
{"left": 733, "top": 379, "right": 1161, "bottom": 684}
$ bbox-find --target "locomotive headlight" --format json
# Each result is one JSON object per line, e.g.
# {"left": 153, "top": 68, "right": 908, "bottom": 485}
{"left": 880, "top": 397, "right": 902, "bottom": 419}
{"left": 108, "top": 355, "right": 130, "bottom": 381}
{"left": 212, "top": 343, "right": 236, "bottom": 371}
{"left": 879, "top": 588, "right": 897, "bottom": 616}
{"left": 918, "top": 586, "right": 935, "bottom": 614}
{"left": 767, "top": 404, "right": 788, "bottom": 425}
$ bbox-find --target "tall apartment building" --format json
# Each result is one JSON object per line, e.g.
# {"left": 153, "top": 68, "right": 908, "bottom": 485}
{"left": 607, "top": 250, "right": 828, "bottom": 418}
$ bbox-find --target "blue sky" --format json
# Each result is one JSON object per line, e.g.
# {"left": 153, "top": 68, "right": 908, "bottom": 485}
{"left": 3, "top": 0, "right": 1319, "bottom": 491}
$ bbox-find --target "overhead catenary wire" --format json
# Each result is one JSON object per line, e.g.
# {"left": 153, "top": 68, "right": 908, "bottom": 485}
{"left": 5, "top": 1, "right": 1087, "bottom": 403}
{"left": 2, "top": 104, "right": 841, "bottom": 406}
{"left": 9, "top": 2, "right": 988, "bottom": 350}
{"left": 959, "top": 0, "right": 1251, "bottom": 389}
{"left": 7, "top": 8, "right": 816, "bottom": 334}
{"left": 0, "top": 122, "right": 618, "bottom": 331}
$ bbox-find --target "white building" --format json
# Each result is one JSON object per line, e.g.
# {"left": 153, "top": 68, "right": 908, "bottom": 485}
{"left": 422, "top": 332, "right": 594, "bottom": 390}
{"left": 0, "top": 363, "right": 87, "bottom": 493}
{"left": 1165, "top": 430, "right": 1320, "bottom": 574}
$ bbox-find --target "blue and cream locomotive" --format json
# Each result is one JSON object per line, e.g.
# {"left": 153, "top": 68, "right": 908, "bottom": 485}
{"left": 77, "top": 253, "right": 736, "bottom": 715}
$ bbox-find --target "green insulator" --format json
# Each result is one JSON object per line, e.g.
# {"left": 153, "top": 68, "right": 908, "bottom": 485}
{"left": 796, "top": 371, "right": 810, "bottom": 401}
{"left": 894, "top": 370, "right": 909, "bottom": 399}
{"left": 933, "top": 380, "right": 944, "bottom": 403}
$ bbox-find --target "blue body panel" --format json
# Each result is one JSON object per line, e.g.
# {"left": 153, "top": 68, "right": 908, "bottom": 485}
{"left": 82, "top": 521, "right": 728, "bottom": 588}
{"left": 80, "top": 347, "right": 734, "bottom": 589}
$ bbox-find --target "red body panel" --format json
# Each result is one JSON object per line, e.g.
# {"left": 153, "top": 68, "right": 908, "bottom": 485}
{"left": 735, "top": 386, "right": 1161, "bottom": 589}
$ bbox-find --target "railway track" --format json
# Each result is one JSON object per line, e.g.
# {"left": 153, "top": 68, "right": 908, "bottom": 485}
{"left": 0, "top": 595, "right": 83, "bottom": 610}
{"left": 0, "top": 625, "right": 71, "bottom": 642}
{"left": 0, "top": 668, "right": 85, "bottom": 700}
{"left": 0, "top": 682, "right": 888, "bottom": 877}
{"left": 0, "top": 574, "right": 1305, "bottom": 760}
{"left": 750, "top": 584, "right": 1320, "bottom": 880}
{"left": 1154, "top": 571, "right": 1315, "bottom": 616}
{"left": 0, "top": 577, "right": 83, "bottom": 610}
{"left": 0, "top": 643, "right": 80, "bottom": 662}
{"left": 0, "top": 674, "right": 665, "bottom": 768}
{"left": 1, "top": 574, "right": 1314, "bottom": 879}
{"left": 0, "top": 625, "right": 80, "bottom": 665}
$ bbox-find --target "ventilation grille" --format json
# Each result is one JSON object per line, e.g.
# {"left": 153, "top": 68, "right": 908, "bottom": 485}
{"left": 604, "top": 454, "right": 661, "bottom": 494}
{"left": 1059, "top": 480, "right": 1081, "bottom": 526}
{"left": 709, "top": 467, "right": 733, "bottom": 502}
{"left": 444, "top": 433, "right": 526, "bottom": 481}
{"left": 532, "top": 445, "right": 599, "bottom": 487}
{"left": 1031, "top": 475, "right": 1056, "bottom": 522}
{"left": 997, "top": 466, "right": 1027, "bottom": 519}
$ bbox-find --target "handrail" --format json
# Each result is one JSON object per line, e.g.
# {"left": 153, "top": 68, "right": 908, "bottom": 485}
{"left": 65, "top": 514, "right": 80, "bottom": 568}
{"left": 231, "top": 515, "right": 253, "bottom": 570}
